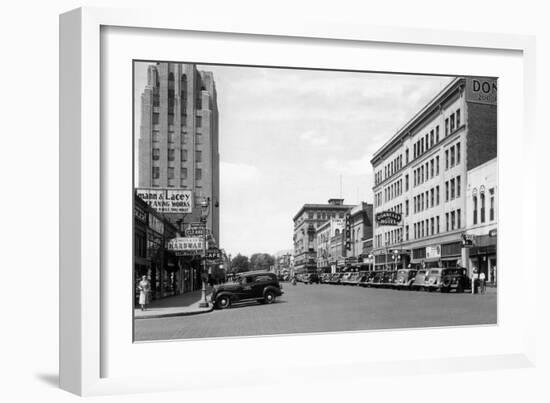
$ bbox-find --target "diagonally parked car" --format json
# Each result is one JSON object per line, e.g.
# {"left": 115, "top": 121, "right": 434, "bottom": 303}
{"left": 395, "top": 268, "right": 418, "bottom": 290}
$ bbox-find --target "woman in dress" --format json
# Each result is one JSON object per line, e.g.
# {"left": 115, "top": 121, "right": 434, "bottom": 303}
{"left": 138, "top": 275, "right": 151, "bottom": 311}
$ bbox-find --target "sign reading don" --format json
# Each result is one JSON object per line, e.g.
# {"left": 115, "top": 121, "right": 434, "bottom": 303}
{"left": 136, "top": 188, "right": 192, "bottom": 214}
{"left": 466, "top": 77, "right": 497, "bottom": 105}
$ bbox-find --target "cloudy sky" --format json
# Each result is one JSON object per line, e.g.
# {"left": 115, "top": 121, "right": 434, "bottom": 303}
{"left": 134, "top": 63, "right": 453, "bottom": 257}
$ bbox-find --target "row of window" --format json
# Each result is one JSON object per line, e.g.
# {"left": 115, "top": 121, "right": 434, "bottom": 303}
{"left": 152, "top": 113, "right": 202, "bottom": 127}
{"left": 473, "top": 189, "right": 495, "bottom": 224}
{"left": 413, "top": 125, "right": 440, "bottom": 160}
{"left": 152, "top": 148, "right": 202, "bottom": 163}
{"left": 153, "top": 132, "right": 203, "bottom": 145}
{"left": 151, "top": 167, "right": 202, "bottom": 181}
{"left": 374, "top": 108, "right": 462, "bottom": 187}
{"left": 444, "top": 176, "right": 462, "bottom": 201}
{"left": 413, "top": 185, "right": 440, "bottom": 214}
{"left": 382, "top": 178, "right": 404, "bottom": 204}
{"left": 445, "top": 109, "right": 461, "bottom": 136}
{"left": 445, "top": 142, "right": 461, "bottom": 170}
{"left": 413, "top": 156, "right": 440, "bottom": 187}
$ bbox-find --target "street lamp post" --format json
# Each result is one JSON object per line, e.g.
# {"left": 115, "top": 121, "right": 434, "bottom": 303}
{"left": 198, "top": 197, "right": 210, "bottom": 308}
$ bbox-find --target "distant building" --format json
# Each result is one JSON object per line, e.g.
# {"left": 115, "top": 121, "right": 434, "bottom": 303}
{"left": 371, "top": 77, "right": 497, "bottom": 272}
{"left": 292, "top": 199, "right": 354, "bottom": 273}
{"left": 137, "top": 62, "right": 220, "bottom": 244}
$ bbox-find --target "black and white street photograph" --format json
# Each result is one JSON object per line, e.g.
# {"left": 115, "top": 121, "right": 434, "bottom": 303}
{"left": 132, "top": 61, "right": 498, "bottom": 342}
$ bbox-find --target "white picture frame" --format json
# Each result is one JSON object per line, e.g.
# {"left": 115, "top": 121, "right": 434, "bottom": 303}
{"left": 60, "top": 7, "right": 537, "bottom": 396}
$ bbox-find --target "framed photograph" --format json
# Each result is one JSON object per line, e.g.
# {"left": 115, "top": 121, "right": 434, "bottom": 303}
{"left": 60, "top": 7, "right": 536, "bottom": 396}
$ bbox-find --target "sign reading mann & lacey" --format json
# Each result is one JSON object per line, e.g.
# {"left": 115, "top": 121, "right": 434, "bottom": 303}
{"left": 466, "top": 77, "right": 497, "bottom": 105}
{"left": 136, "top": 188, "right": 193, "bottom": 214}
{"left": 375, "top": 211, "right": 402, "bottom": 226}
{"left": 166, "top": 237, "right": 206, "bottom": 255}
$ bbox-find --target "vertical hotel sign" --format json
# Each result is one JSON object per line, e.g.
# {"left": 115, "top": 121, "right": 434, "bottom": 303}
{"left": 466, "top": 77, "right": 497, "bottom": 105}
{"left": 136, "top": 189, "right": 193, "bottom": 213}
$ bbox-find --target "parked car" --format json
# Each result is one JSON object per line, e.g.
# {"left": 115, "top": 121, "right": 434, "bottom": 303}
{"left": 371, "top": 270, "right": 386, "bottom": 287}
{"left": 424, "top": 267, "right": 470, "bottom": 292}
{"left": 328, "top": 273, "right": 343, "bottom": 284}
{"left": 359, "top": 271, "right": 377, "bottom": 287}
{"left": 347, "top": 272, "right": 367, "bottom": 286}
{"left": 381, "top": 270, "right": 397, "bottom": 287}
{"left": 394, "top": 268, "right": 418, "bottom": 290}
{"left": 339, "top": 272, "right": 353, "bottom": 284}
{"left": 320, "top": 273, "right": 331, "bottom": 283}
{"left": 211, "top": 271, "right": 284, "bottom": 309}
{"left": 305, "top": 273, "right": 320, "bottom": 284}
{"left": 412, "top": 269, "right": 429, "bottom": 290}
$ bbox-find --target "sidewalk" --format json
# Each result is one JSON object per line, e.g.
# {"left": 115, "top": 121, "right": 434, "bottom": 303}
{"left": 135, "top": 288, "right": 214, "bottom": 319}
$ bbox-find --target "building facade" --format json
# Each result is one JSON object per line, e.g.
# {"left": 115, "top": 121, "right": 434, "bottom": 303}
{"left": 138, "top": 62, "right": 220, "bottom": 243}
{"left": 371, "top": 77, "right": 497, "bottom": 272}
{"left": 134, "top": 194, "right": 201, "bottom": 306}
{"left": 466, "top": 157, "right": 498, "bottom": 283}
{"left": 293, "top": 199, "right": 354, "bottom": 273}
{"left": 315, "top": 218, "right": 345, "bottom": 272}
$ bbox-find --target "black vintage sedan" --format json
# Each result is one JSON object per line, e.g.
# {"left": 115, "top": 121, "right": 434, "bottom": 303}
{"left": 211, "top": 271, "right": 284, "bottom": 309}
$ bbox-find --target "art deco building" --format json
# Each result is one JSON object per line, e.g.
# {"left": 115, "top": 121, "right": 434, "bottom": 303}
{"left": 138, "top": 62, "right": 219, "bottom": 243}
{"left": 371, "top": 77, "right": 497, "bottom": 274}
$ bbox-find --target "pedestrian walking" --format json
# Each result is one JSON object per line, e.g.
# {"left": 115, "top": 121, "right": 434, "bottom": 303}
{"left": 138, "top": 275, "right": 151, "bottom": 311}
{"left": 479, "top": 271, "right": 486, "bottom": 294}
{"left": 472, "top": 267, "right": 478, "bottom": 294}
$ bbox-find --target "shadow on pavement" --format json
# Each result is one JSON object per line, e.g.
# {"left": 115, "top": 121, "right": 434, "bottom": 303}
{"left": 35, "top": 373, "right": 59, "bottom": 388}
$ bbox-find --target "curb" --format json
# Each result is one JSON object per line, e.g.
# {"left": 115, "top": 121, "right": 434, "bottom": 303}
{"left": 135, "top": 306, "right": 214, "bottom": 320}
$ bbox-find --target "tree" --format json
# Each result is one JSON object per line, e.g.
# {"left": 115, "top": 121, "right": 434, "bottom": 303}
{"left": 250, "top": 253, "right": 275, "bottom": 272}
{"left": 231, "top": 254, "right": 250, "bottom": 272}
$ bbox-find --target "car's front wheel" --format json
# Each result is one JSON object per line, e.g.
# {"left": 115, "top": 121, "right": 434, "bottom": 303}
{"left": 264, "top": 290, "right": 276, "bottom": 304}
{"left": 216, "top": 295, "right": 231, "bottom": 309}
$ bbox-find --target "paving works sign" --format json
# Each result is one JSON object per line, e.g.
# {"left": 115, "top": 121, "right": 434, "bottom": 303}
{"left": 375, "top": 211, "right": 402, "bottom": 226}
{"left": 136, "top": 188, "right": 193, "bottom": 214}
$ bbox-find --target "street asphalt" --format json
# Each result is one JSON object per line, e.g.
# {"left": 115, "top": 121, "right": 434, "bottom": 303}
{"left": 134, "top": 282, "right": 497, "bottom": 341}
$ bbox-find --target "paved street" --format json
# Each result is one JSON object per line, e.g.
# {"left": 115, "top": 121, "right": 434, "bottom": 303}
{"left": 134, "top": 282, "right": 496, "bottom": 341}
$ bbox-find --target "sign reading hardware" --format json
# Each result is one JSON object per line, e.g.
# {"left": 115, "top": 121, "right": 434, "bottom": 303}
{"left": 136, "top": 189, "right": 193, "bottom": 213}
{"left": 375, "top": 211, "right": 402, "bottom": 226}
{"left": 166, "top": 237, "right": 205, "bottom": 252}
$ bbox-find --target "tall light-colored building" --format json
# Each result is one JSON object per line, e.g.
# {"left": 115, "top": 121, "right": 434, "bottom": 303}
{"left": 138, "top": 62, "right": 220, "bottom": 243}
{"left": 371, "top": 77, "right": 497, "bottom": 272}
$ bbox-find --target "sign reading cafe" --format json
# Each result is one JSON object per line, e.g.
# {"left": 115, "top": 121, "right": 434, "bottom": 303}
{"left": 375, "top": 211, "right": 402, "bottom": 226}
{"left": 136, "top": 188, "right": 193, "bottom": 214}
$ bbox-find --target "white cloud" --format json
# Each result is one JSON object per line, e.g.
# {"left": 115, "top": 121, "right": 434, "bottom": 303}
{"left": 220, "top": 161, "right": 261, "bottom": 188}
{"left": 324, "top": 152, "right": 372, "bottom": 176}
{"left": 299, "top": 130, "right": 329, "bottom": 146}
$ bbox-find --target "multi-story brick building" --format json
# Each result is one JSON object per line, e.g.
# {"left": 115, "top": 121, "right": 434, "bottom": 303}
{"left": 371, "top": 77, "right": 497, "bottom": 273}
{"left": 138, "top": 62, "right": 220, "bottom": 243}
{"left": 293, "top": 199, "right": 354, "bottom": 273}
